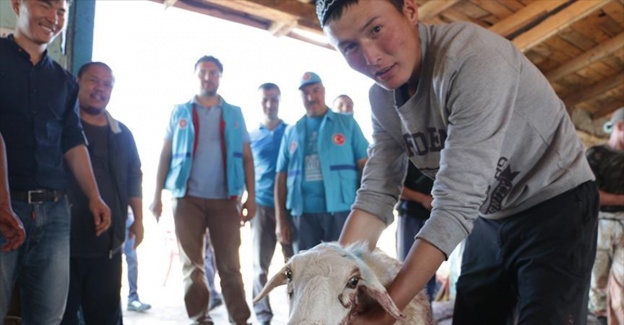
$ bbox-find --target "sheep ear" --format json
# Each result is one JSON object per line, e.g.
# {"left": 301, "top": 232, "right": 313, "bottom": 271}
{"left": 253, "top": 264, "right": 288, "bottom": 304}
{"left": 358, "top": 277, "right": 405, "bottom": 321}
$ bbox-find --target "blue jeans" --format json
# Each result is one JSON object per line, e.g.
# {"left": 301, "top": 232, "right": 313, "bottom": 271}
{"left": 0, "top": 197, "right": 71, "bottom": 323}
{"left": 292, "top": 211, "right": 349, "bottom": 253}
{"left": 124, "top": 213, "right": 140, "bottom": 302}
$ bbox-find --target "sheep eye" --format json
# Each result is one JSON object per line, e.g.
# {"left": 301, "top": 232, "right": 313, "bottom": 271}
{"left": 285, "top": 268, "right": 292, "bottom": 282}
{"left": 346, "top": 276, "right": 359, "bottom": 289}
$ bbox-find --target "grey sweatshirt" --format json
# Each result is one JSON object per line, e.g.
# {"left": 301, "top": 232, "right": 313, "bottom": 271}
{"left": 355, "top": 22, "right": 595, "bottom": 257}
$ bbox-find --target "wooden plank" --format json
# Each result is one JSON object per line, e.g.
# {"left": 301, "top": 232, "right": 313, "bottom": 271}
{"left": 419, "top": 0, "right": 462, "bottom": 20}
{"left": 563, "top": 73, "right": 624, "bottom": 107}
{"left": 546, "top": 33, "right": 624, "bottom": 81}
{"left": 601, "top": 1, "right": 624, "bottom": 29}
{"left": 497, "top": 0, "right": 527, "bottom": 12}
{"left": 489, "top": 0, "right": 569, "bottom": 37}
{"left": 592, "top": 96, "right": 624, "bottom": 118}
{"left": 452, "top": 1, "right": 490, "bottom": 18}
{"left": 569, "top": 10, "right": 614, "bottom": 44}
{"left": 468, "top": 0, "right": 515, "bottom": 19}
{"left": 439, "top": 8, "right": 489, "bottom": 27}
{"left": 512, "top": 0, "right": 612, "bottom": 52}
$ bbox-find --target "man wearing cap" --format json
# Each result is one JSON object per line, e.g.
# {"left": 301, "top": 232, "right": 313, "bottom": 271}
{"left": 275, "top": 72, "right": 369, "bottom": 253}
{"left": 317, "top": 0, "right": 599, "bottom": 324}
{"left": 587, "top": 107, "right": 624, "bottom": 325}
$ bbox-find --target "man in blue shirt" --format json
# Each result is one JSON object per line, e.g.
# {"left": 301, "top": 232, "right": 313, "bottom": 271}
{"left": 249, "top": 83, "right": 294, "bottom": 325}
{"left": 275, "top": 72, "right": 368, "bottom": 253}
{"left": 150, "top": 55, "right": 255, "bottom": 325}
{"left": 0, "top": 0, "right": 111, "bottom": 323}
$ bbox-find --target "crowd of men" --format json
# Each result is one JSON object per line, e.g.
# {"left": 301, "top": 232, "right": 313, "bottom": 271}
{"left": 1, "top": 0, "right": 622, "bottom": 325}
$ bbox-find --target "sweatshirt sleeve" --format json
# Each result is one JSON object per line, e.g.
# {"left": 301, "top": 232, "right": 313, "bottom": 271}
{"left": 351, "top": 108, "right": 407, "bottom": 226}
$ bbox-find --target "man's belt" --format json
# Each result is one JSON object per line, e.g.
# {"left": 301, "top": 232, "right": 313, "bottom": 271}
{"left": 11, "top": 189, "right": 66, "bottom": 204}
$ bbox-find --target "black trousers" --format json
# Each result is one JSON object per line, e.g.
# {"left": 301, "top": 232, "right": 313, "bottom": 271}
{"left": 60, "top": 252, "right": 123, "bottom": 325}
{"left": 453, "top": 181, "right": 599, "bottom": 325}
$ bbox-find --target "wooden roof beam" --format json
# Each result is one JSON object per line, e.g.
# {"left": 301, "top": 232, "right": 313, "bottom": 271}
{"left": 563, "top": 73, "right": 624, "bottom": 109}
{"left": 546, "top": 32, "right": 624, "bottom": 82}
{"left": 419, "top": 0, "right": 461, "bottom": 21}
{"left": 201, "top": 0, "right": 297, "bottom": 23}
{"left": 593, "top": 99, "right": 624, "bottom": 119}
{"left": 512, "top": 0, "right": 612, "bottom": 52}
{"left": 488, "top": 0, "right": 570, "bottom": 37}
{"left": 268, "top": 19, "right": 298, "bottom": 37}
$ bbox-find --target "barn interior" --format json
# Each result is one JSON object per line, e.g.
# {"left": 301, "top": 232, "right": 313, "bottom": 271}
{"left": 1, "top": 0, "right": 622, "bottom": 324}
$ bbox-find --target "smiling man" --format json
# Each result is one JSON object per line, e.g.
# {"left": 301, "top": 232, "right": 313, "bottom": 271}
{"left": 317, "top": 0, "right": 600, "bottom": 324}
{"left": 60, "top": 62, "right": 143, "bottom": 325}
{"left": 0, "top": 0, "right": 110, "bottom": 323}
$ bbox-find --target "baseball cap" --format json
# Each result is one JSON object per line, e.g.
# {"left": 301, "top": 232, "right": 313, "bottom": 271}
{"left": 299, "top": 72, "right": 323, "bottom": 90}
{"left": 603, "top": 107, "right": 624, "bottom": 133}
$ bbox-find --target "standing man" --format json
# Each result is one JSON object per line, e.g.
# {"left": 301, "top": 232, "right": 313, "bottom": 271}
{"left": 275, "top": 72, "right": 368, "bottom": 253}
{"left": 318, "top": 1, "right": 598, "bottom": 324}
{"left": 150, "top": 55, "right": 255, "bottom": 325}
{"left": 61, "top": 62, "right": 144, "bottom": 325}
{"left": 0, "top": 1, "right": 111, "bottom": 323}
{"left": 332, "top": 94, "right": 354, "bottom": 114}
{"left": 249, "top": 82, "right": 294, "bottom": 325}
{"left": 587, "top": 107, "right": 624, "bottom": 325}
{"left": 0, "top": 134, "right": 25, "bottom": 252}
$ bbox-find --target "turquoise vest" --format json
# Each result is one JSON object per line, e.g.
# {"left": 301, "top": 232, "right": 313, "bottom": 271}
{"left": 165, "top": 99, "right": 246, "bottom": 198}
{"left": 283, "top": 110, "right": 368, "bottom": 216}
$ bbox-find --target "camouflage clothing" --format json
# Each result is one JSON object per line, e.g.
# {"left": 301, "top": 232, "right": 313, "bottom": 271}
{"left": 586, "top": 144, "right": 624, "bottom": 324}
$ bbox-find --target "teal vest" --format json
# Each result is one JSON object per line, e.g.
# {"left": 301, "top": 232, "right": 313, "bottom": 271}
{"left": 165, "top": 99, "right": 246, "bottom": 198}
{"left": 283, "top": 110, "right": 367, "bottom": 216}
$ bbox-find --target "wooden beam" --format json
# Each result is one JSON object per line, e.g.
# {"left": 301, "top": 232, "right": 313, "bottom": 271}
{"left": 546, "top": 32, "right": 624, "bottom": 81}
{"left": 268, "top": 19, "right": 298, "bottom": 37}
{"left": 201, "top": 0, "right": 297, "bottom": 23}
{"left": 512, "top": 0, "right": 611, "bottom": 52}
{"left": 419, "top": 0, "right": 461, "bottom": 20}
{"left": 563, "top": 73, "right": 624, "bottom": 108}
{"left": 592, "top": 98, "right": 624, "bottom": 119}
{"left": 488, "top": 0, "right": 569, "bottom": 37}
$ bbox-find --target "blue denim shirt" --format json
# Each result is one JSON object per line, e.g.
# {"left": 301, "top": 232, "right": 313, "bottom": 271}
{"left": 0, "top": 35, "right": 85, "bottom": 191}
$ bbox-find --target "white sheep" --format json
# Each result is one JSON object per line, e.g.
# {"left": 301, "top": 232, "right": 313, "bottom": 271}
{"left": 253, "top": 242, "right": 433, "bottom": 325}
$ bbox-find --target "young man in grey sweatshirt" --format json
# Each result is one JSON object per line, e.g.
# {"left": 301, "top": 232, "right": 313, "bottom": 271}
{"left": 316, "top": 0, "right": 599, "bottom": 324}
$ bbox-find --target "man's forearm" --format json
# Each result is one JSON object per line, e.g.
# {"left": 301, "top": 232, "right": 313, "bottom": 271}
{"left": 338, "top": 209, "right": 386, "bottom": 250}
{"left": 275, "top": 173, "right": 287, "bottom": 216}
{"left": 388, "top": 238, "right": 445, "bottom": 310}
{"left": 129, "top": 197, "right": 143, "bottom": 222}
{"left": 64, "top": 145, "right": 101, "bottom": 199}
{"left": 154, "top": 141, "right": 172, "bottom": 199}
{"left": 0, "top": 134, "right": 11, "bottom": 205}
{"left": 598, "top": 190, "right": 624, "bottom": 207}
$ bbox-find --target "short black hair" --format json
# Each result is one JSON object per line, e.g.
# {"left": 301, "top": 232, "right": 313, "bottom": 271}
{"left": 322, "top": 0, "right": 404, "bottom": 27}
{"left": 195, "top": 55, "right": 223, "bottom": 73}
{"left": 258, "top": 82, "right": 281, "bottom": 94}
{"left": 77, "top": 61, "right": 112, "bottom": 78}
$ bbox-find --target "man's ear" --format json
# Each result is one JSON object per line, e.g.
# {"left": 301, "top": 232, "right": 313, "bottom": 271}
{"left": 403, "top": 0, "right": 420, "bottom": 25}
{"left": 11, "top": 0, "right": 22, "bottom": 16}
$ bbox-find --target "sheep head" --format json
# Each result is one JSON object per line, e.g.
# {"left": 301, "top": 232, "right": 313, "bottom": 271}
{"left": 253, "top": 242, "right": 405, "bottom": 325}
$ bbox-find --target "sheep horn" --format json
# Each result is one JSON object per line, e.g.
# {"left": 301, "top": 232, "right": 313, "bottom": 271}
{"left": 253, "top": 264, "right": 288, "bottom": 304}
